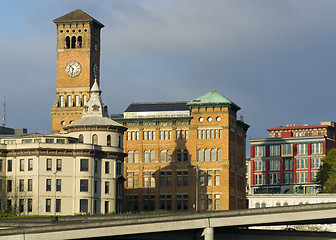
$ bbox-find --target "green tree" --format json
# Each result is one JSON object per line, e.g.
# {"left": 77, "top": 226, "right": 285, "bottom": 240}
{"left": 316, "top": 149, "right": 336, "bottom": 193}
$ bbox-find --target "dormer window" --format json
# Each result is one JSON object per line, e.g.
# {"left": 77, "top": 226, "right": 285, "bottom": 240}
{"left": 92, "top": 105, "right": 100, "bottom": 111}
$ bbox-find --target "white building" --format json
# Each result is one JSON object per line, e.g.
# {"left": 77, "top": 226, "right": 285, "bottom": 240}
{"left": 0, "top": 81, "right": 126, "bottom": 215}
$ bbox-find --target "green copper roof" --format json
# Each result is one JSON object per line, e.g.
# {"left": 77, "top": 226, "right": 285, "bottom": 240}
{"left": 187, "top": 90, "right": 240, "bottom": 110}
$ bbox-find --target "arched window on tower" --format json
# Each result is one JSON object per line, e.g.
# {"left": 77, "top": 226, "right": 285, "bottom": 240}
{"left": 71, "top": 36, "right": 76, "bottom": 48}
{"left": 77, "top": 36, "right": 82, "bottom": 48}
{"left": 92, "top": 134, "right": 98, "bottom": 145}
{"left": 65, "top": 36, "right": 70, "bottom": 49}
{"left": 107, "top": 135, "right": 111, "bottom": 146}
{"left": 79, "top": 134, "right": 84, "bottom": 143}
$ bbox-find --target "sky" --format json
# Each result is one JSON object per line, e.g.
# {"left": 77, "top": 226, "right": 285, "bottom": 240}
{"left": 1, "top": 0, "right": 336, "bottom": 154}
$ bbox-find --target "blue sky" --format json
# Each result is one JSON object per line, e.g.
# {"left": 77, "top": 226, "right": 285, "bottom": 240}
{"left": 1, "top": 0, "right": 336, "bottom": 150}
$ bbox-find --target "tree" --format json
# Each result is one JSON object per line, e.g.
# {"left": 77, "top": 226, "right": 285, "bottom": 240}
{"left": 316, "top": 149, "right": 336, "bottom": 193}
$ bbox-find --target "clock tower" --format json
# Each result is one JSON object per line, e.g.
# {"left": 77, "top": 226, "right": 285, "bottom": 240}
{"left": 51, "top": 9, "right": 104, "bottom": 133}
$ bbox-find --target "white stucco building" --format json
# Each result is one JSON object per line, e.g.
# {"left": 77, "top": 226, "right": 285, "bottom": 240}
{"left": 0, "top": 81, "right": 126, "bottom": 215}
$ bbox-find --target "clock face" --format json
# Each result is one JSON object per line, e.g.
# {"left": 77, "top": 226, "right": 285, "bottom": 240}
{"left": 92, "top": 63, "right": 98, "bottom": 78}
{"left": 65, "top": 61, "right": 81, "bottom": 77}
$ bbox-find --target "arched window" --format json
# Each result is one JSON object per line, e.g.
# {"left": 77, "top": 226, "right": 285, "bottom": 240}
{"left": 77, "top": 36, "right": 82, "bottom": 48}
{"left": 217, "top": 149, "right": 222, "bottom": 161}
{"left": 71, "top": 36, "right": 76, "bottom": 48}
{"left": 65, "top": 36, "right": 70, "bottom": 49}
{"left": 160, "top": 150, "right": 165, "bottom": 162}
{"left": 92, "top": 134, "right": 98, "bottom": 145}
{"left": 79, "top": 134, "right": 84, "bottom": 143}
{"left": 144, "top": 151, "right": 149, "bottom": 163}
{"left": 177, "top": 150, "right": 182, "bottom": 162}
{"left": 210, "top": 149, "right": 216, "bottom": 161}
{"left": 276, "top": 202, "right": 281, "bottom": 207}
{"left": 127, "top": 151, "right": 133, "bottom": 163}
{"left": 205, "top": 149, "right": 210, "bottom": 162}
{"left": 198, "top": 149, "right": 203, "bottom": 162}
{"left": 183, "top": 150, "right": 188, "bottom": 162}
{"left": 255, "top": 203, "right": 260, "bottom": 208}
{"left": 150, "top": 150, "right": 155, "bottom": 163}
{"left": 134, "top": 151, "right": 139, "bottom": 163}
{"left": 261, "top": 202, "right": 266, "bottom": 208}
{"left": 107, "top": 135, "right": 111, "bottom": 146}
{"left": 283, "top": 202, "right": 289, "bottom": 206}
{"left": 167, "top": 150, "right": 172, "bottom": 162}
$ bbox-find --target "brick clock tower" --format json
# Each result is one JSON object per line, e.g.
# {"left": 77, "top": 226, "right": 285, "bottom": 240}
{"left": 51, "top": 9, "right": 104, "bottom": 133}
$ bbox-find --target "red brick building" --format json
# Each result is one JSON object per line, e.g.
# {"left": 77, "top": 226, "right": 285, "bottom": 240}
{"left": 249, "top": 122, "right": 336, "bottom": 195}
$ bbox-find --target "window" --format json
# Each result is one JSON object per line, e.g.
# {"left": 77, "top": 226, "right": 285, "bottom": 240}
{"left": 176, "top": 194, "right": 188, "bottom": 211}
{"left": 80, "top": 179, "right": 88, "bottom": 192}
{"left": 177, "top": 171, "right": 188, "bottom": 186}
{"left": 46, "top": 199, "right": 51, "bottom": 212}
{"left": 0, "top": 159, "right": 2, "bottom": 171}
{"left": 19, "top": 199, "right": 24, "bottom": 213}
{"left": 46, "top": 179, "right": 51, "bottom": 191}
{"left": 92, "top": 134, "right": 98, "bottom": 145}
{"left": 214, "top": 170, "right": 220, "bottom": 186}
{"left": 144, "top": 151, "right": 149, "bottom": 163}
{"left": 217, "top": 149, "right": 222, "bottom": 161}
{"left": 46, "top": 159, "right": 52, "bottom": 171}
{"left": 160, "top": 150, "right": 166, "bottom": 162}
{"left": 254, "top": 160, "right": 265, "bottom": 171}
{"left": 177, "top": 150, "right": 182, "bottom": 162}
{"left": 160, "top": 194, "right": 172, "bottom": 211}
{"left": 94, "top": 160, "right": 98, "bottom": 173}
{"left": 105, "top": 161, "right": 110, "bottom": 174}
{"left": 215, "top": 194, "right": 220, "bottom": 210}
{"left": 127, "top": 151, "right": 133, "bottom": 163}
{"left": 80, "top": 159, "right": 89, "bottom": 171}
{"left": 269, "top": 173, "right": 280, "bottom": 185}
{"left": 297, "top": 172, "right": 308, "bottom": 183}
{"left": 20, "top": 159, "right": 24, "bottom": 171}
{"left": 254, "top": 174, "right": 265, "bottom": 185}
{"left": 60, "top": 95, "right": 64, "bottom": 107}
{"left": 56, "top": 199, "right": 61, "bottom": 213}
{"left": 284, "top": 159, "right": 293, "bottom": 170}
{"left": 107, "top": 135, "right": 111, "bottom": 146}
{"left": 167, "top": 150, "right": 172, "bottom": 162}
{"left": 198, "top": 149, "right": 203, "bottom": 162}
{"left": 312, "top": 143, "right": 323, "bottom": 154}
{"left": 312, "top": 158, "right": 322, "bottom": 169}
{"left": 282, "top": 144, "right": 292, "bottom": 155}
{"left": 127, "top": 172, "right": 138, "bottom": 188}
{"left": 297, "top": 144, "right": 308, "bottom": 155}
{"left": 297, "top": 159, "right": 308, "bottom": 169}
{"left": 199, "top": 171, "right": 205, "bottom": 186}
{"left": 205, "top": 149, "right": 210, "bottom": 162}
{"left": 79, "top": 134, "right": 84, "bottom": 143}
{"left": 312, "top": 171, "right": 318, "bottom": 181}
{"left": 105, "top": 201, "right": 109, "bottom": 214}
{"left": 284, "top": 172, "right": 293, "bottom": 184}
{"left": 28, "top": 159, "right": 33, "bottom": 171}
{"left": 28, "top": 179, "right": 33, "bottom": 191}
{"left": 46, "top": 139, "right": 54, "bottom": 143}
{"left": 28, "top": 199, "right": 32, "bottom": 212}
{"left": 75, "top": 95, "right": 79, "bottom": 106}
{"left": 255, "top": 146, "right": 265, "bottom": 157}
{"left": 143, "top": 131, "right": 147, "bottom": 140}
{"left": 56, "top": 159, "right": 62, "bottom": 171}
{"left": 207, "top": 194, "right": 212, "bottom": 210}
{"left": 150, "top": 150, "right": 155, "bottom": 163}
{"left": 134, "top": 151, "right": 139, "bottom": 163}
{"left": 105, "top": 181, "right": 109, "bottom": 194}
{"left": 210, "top": 149, "right": 216, "bottom": 161}
{"left": 80, "top": 199, "right": 88, "bottom": 212}
{"left": 207, "top": 171, "right": 213, "bottom": 186}
{"left": 269, "top": 160, "right": 280, "bottom": 171}
{"left": 160, "top": 171, "right": 172, "bottom": 187}
{"left": 56, "top": 139, "right": 65, "bottom": 144}
{"left": 56, "top": 179, "right": 61, "bottom": 191}
{"left": 7, "top": 180, "right": 12, "bottom": 192}
{"left": 117, "top": 162, "right": 122, "bottom": 175}
{"left": 7, "top": 160, "right": 12, "bottom": 172}
{"left": 270, "top": 145, "right": 280, "bottom": 156}
{"left": 19, "top": 179, "right": 24, "bottom": 192}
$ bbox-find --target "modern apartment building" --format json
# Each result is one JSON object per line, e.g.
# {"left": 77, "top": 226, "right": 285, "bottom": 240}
{"left": 249, "top": 122, "right": 336, "bottom": 195}
{"left": 115, "top": 90, "right": 249, "bottom": 212}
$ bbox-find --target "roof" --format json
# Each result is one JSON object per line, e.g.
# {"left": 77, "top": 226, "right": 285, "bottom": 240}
{"left": 66, "top": 116, "right": 124, "bottom": 128}
{"left": 125, "top": 102, "right": 189, "bottom": 113}
{"left": 267, "top": 125, "right": 330, "bottom": 132}
{"left": 53, "top": 9, "right": 104, "bottom": 28}
{"left": 187, "top": 90, "right": 240, "bottom": 110}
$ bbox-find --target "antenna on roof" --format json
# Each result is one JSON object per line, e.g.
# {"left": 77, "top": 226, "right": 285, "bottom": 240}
{"left": 2, "top": 97, "right": 6, "bottom": 127}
